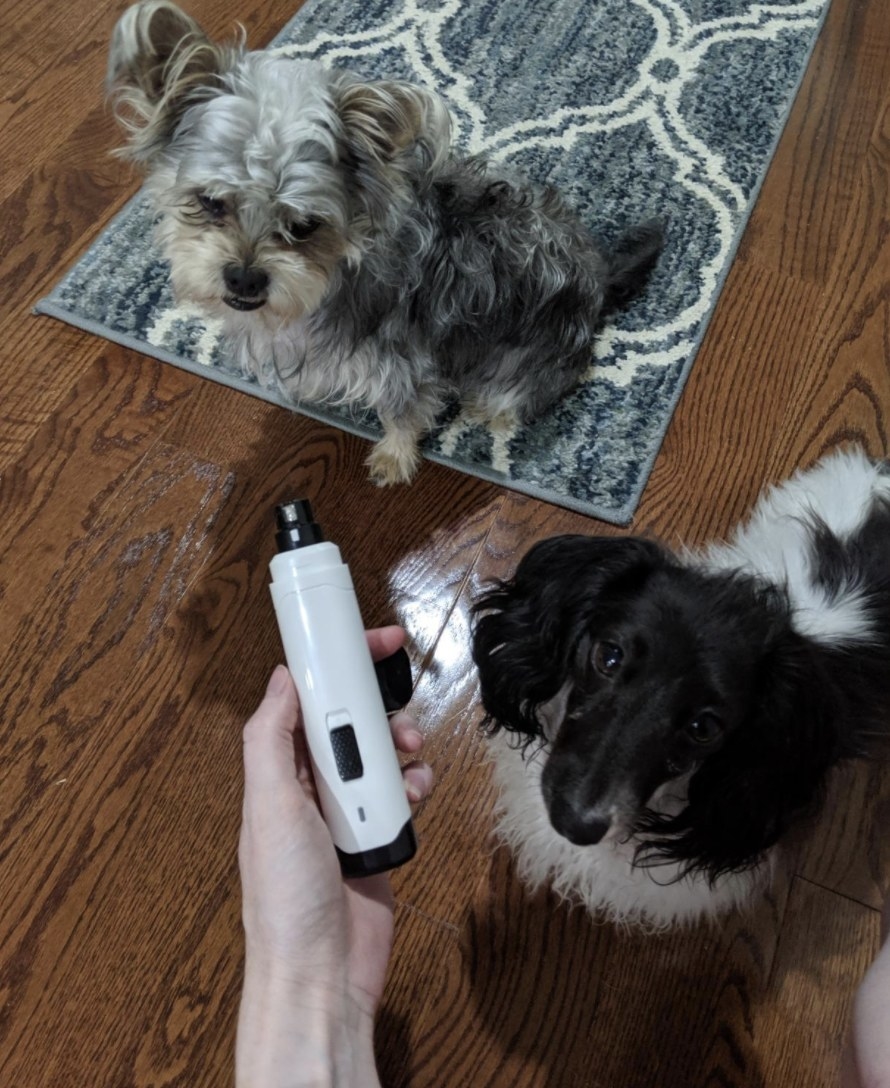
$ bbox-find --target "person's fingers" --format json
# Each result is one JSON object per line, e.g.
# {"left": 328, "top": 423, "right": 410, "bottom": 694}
{"left": 366, "top": 625, "right": 405, "bottom": 662}
{"left": 390, "top": 711, "right": 423, "bottom": 754}
{"left": 242, "top": 666, "right": 306, "bottom": 801}
{"left": 387, "top": 712, "right": 430, "bottom": 801}
{"left": 401, "top": 760, "right": 433, "bottom": 804}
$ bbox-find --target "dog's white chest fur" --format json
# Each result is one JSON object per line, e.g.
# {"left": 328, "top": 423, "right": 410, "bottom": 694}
{"left": 227, "top": 313, "right": 376, "bottom": 405}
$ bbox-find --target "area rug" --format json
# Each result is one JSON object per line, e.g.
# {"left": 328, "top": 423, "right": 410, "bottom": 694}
{"left": 37, "top": 0, "right": 832, "bottom": 524}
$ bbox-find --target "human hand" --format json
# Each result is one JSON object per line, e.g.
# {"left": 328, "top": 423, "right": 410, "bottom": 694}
{"left": 236, "top": 626, "right": 432, "bottom": 1088}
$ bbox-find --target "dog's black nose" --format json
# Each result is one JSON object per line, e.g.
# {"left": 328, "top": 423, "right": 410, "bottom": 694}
{"left": 223, "top": 264, "right": 269, "bottom": 298}
{"left": 551, "top": 807, "right": 612, "bottom": 846}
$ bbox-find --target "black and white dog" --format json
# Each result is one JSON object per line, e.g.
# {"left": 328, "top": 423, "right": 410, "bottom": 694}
{"left": 472, "top": 447, "right": 890, "bottom": 928}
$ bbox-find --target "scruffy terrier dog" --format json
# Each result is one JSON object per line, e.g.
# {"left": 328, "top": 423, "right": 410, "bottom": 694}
{"left": 472, "top": 447, "right": 890, "bottom": 928}
{"left": 107, "top": 1, "right": 664, "bottom": 485}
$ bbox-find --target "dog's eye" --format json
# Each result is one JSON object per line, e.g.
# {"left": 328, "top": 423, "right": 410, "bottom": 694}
{"left": 197, "top": 194, "right": 227, "bottom": 220}
{"left": 593, "top": 641, "right": 624, "bottom": 677}
{"left": 279, "top": 217, "right": 322, "bottom": 243}
{"left": 686, "top": 713, "right": 723, "bottom": 746}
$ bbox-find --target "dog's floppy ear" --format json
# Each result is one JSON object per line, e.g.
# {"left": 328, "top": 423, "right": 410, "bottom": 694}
{"left": 107, "top": 1, "right": 235, "bottom": 163}
{"left": 472, "top": 535, "right": 669, "bottom": 740}
{"left": 334, "top": 77, "right": 451, "bottom": 223}
{"left": 637, "top": 625, "right": 843, "bottom": 881}
{"left": 336, "top": 78, "right": 451, "bottom": 165}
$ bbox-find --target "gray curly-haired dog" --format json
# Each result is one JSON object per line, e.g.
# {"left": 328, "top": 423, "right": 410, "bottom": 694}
{"left": 108, "top": 1, "right": 664, "bottom": 484}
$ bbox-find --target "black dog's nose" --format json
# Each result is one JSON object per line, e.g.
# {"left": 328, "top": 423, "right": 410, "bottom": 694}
{"left": 551, "top": 806, "right": 612, "bottom": 846}
{"left": 223, "top": 264, "right": 269, "bottom": 298}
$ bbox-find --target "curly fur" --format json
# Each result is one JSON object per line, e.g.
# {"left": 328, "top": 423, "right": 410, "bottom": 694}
{"left": 107, "top": 2, "right": 664, "bottom": 485}
{"left": 472, "top": 447, "right": 890, "bottom": 928}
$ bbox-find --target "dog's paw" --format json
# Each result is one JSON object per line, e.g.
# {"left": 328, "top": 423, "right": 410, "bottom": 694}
{"left": 366, "top": 437, "right": 420, "bottom": 486}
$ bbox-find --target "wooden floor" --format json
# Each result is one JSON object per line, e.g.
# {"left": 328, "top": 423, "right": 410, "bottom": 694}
{"left": 2, "top": 0, "right": 889, "bottom": 1084}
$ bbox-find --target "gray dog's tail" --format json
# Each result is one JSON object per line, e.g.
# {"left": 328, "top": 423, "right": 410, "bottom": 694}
{"left": 603, "top": 218, "right": 666, "bottom": 311}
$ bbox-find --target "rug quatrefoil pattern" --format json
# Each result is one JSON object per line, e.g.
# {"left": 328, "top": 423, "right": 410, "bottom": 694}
{"left": 38, "top": 0, "right": 831, "bottom": 522}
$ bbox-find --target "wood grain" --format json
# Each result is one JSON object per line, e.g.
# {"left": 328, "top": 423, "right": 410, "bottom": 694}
{"left": 736, "top": 0, "right": 890, "bottom": 285}
{"left": 1, "top": 0, "right": 889, "bottom": 1085}
{"left": 754, "top": 878, "right": 879, "bottom": 1088}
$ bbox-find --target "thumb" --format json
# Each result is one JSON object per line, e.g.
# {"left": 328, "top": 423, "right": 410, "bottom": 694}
{"left": 242, "top": 665, "right": 306, "bottom": 799}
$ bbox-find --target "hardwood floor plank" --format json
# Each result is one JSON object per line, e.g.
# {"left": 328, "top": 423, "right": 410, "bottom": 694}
{"left": 376, "top": 905, "right": 468, "bottom": 1088}
{"left": 635, "top": 261, "right": 828, "bottom": 545}
{"left": 0, "top": 442, "right": 238, "bottom": 1085}
{"left": 1, "top": 324, "right": 108, "bottom": 469}
{"left": 0, "top": 438, "right": 234, "bottom": 837}
{"left": 0, "top": 350, "right": 193, "bottom": 532}
{"left": 581, "top": 893, "right": 788, "bottom": 1088}
{"left": 739, "top": 0, "right": 890, "bottom": 284}
{"left": 2, "top": 155, "right": 129, "bottom": 314}
{"left": 0, "top": 360, "right": 197, "bottom": 861}
{"left": 754, "top": 878, "right": 879, "bottom": 1088}
{"left": 384, "top": 850, "right": 619, "bottom": 1088}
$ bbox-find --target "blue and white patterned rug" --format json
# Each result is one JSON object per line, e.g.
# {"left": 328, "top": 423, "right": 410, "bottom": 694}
{"left": 37, "top": 0, "right": 831, "bottom": 523}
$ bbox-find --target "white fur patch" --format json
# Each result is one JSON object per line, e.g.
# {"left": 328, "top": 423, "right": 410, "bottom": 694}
{"left": 701, "top": 446, "right": 890, "bottom": 645}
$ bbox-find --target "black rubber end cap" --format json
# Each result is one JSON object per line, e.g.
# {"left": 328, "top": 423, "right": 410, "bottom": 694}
{"left": 336, "top": 820, "right": 417, "bottom": 877}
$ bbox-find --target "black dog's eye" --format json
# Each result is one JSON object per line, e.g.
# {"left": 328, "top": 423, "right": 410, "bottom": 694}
{"left": 197, "top": 194, "right": 227, "bottom": 220}
{"left": 278, "top": 217, "right": 322, "bottom": 243}
{"left": 593, "top": 641, "right": 624, "bottom": 677}
{"left": 686, "top": 712, "right": 724, "bottom": 746}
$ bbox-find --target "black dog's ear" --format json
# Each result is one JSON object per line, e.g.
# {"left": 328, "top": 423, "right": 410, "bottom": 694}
{"left": 471, "top": 535, "right": 669, "bottom": 740}
{"left": 638, "top": 626, "right": 843, "bottom": 881}
{"left": 107, "top": 1, "right": 236, "bottom": 163}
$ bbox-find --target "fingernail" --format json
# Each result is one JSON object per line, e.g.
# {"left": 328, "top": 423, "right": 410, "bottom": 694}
{"left": 266, "top": 665, "right": 290, "bottom": 697}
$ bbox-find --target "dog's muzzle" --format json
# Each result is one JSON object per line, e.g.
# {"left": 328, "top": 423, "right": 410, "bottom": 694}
{"left": 223, "top": 263, "right": 269, "bottom": 311}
